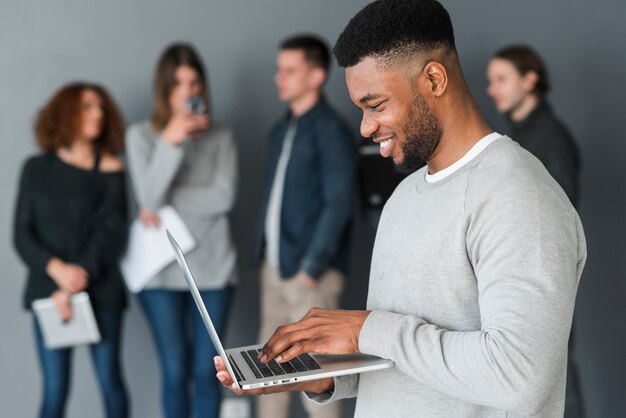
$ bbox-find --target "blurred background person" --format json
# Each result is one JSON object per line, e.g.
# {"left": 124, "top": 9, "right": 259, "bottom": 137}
{"left": 13, "top": 82, "right": 129, "bottom": 418}
{"left": 487, "top": 44, "right": 584, "bottom": 417}
{"left": 250, "top": 34, "right": 358, "bottom": 418}
{"left": 487, "top": 44, "right": 580, "bottom": 206}
{"left": 125, "top": 43, "right": 238, "bottom": 418}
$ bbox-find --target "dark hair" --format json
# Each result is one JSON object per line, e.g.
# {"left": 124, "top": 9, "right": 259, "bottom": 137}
{"left": 35, "top": 82, "right": 125, "bottom": 154}
{"left": 493, "top": 45, "right": 550, "bottom": 96}
{"left": 151, "top": 43, "right": 211, "bottom": 131}
{"left": 281, "top": 34, "right": 331, "bottom": 74}
{"left": 334, "top": 0, "right": 456, "bottom": 68}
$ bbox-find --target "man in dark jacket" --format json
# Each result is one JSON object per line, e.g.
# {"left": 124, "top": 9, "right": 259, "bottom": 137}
{"left": 487, "top": 45, "right": 580, "bottom": 206}
{"left": 487, "top": 44, "right": 584, "bottom": 417}
{"left": 250, "top": 34, "right": 358, "bottom": 418}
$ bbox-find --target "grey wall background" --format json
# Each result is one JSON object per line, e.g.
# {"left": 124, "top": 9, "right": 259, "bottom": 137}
{"left": 1, "top": 0, "right": 624, "bottom": 416}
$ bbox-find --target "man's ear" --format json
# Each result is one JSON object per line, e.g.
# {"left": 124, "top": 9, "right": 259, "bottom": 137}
{"left": 522, "top": 70, "right": 539, "bottom": 94}
{"left": 423, "top": 61, "right": 448, "bottom": 97}
{"left": 309, "top": 67, "right": 326, "bottom": 90}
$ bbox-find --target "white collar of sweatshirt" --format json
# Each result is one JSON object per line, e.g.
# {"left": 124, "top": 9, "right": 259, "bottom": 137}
{"left": 425, "top": 132, "right": 502, "bottom": 183}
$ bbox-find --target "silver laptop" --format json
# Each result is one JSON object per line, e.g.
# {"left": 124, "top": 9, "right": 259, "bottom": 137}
{"left": 166, "top": 230, "right": 393, "bottom": 390}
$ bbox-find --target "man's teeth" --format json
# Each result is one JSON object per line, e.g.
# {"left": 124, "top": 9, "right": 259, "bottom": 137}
{"left": 380, "top": 139, "right": 394, "bottom": 149}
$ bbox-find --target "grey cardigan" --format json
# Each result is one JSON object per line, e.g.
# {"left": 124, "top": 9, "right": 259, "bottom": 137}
{"left": 125, "top": 121, "right": 238, "bottom": 290}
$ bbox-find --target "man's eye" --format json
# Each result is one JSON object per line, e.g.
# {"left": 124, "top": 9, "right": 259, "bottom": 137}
{"left": 369, "top": 99, "right": 387, "bottom": 112}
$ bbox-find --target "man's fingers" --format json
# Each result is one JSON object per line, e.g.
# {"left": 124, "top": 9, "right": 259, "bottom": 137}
{"left": 266, "top": 327, "right": 324, "bottom": 362}
{"left": 216, "top": 371, "right": 244, "bottom": 395}
{"left": 214, "top": 356, "right": 263, "bottom": 396}
{"left": 213, "top": 356, "right": 333, "bottom": 396}
{"left": 259, "top": 320, "right": 318, "bottom": 362}
{"left": 214, "top": 356, "right": 229, "bottom": 375}
{"left": 302, "top": 306, "right": 323, "bottom": 320}
{"left": 216, "top": 370, "right": 232, "bottom": 385}
{"left": 275, "top": 338, "right": 321, "bottom": 363}
{"left": 214, "top": 357, "right": 241, "bottom": 393}
{"left": 259, "top": 311, "right": 342, "bottom": 362}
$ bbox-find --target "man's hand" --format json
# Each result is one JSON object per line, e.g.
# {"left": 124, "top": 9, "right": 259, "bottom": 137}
{"left": 258, "top": 308, "right": 370, "bottom": 364}
{"left": 214, "top": 356, "right": 333, "bottom": 395}
{"left": 295, "top": 271, "right": 318, "bottom": 288}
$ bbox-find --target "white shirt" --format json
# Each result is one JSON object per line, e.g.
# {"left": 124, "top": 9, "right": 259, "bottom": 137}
{"left": 264, "top": 119, "right": 298, "bottom": 267}
{"left": 425, "top": 132, "right": 502, "bottom": 183}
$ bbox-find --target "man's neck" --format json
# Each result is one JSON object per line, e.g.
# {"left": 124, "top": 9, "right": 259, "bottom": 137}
{"left": 509, "top": 94, "right": 539, "bottom": 122}
{"left": 427, "top": 97, "right": 492, "bottom": 175}
{"left": 289, "top": 90, "right": 321, "bottom": 117}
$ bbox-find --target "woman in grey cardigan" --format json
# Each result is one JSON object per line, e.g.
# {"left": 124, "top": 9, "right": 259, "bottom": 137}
{"left": 125, "top": 43, "right": 237, "bottom": 418}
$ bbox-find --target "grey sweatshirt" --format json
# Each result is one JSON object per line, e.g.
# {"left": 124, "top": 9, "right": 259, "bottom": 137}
{"left": 312, "top": 137, "right": 586, "bottom": 417}
{"left": 125, "top": 121, "right": 238, "bottom": 289}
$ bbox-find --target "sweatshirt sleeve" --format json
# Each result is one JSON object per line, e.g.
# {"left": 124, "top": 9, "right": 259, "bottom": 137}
{"left": 358, "top": 172, "right": 586, "bottom": 416}
{"left": 125, "top": 123, "right": 184, "bottom": 211}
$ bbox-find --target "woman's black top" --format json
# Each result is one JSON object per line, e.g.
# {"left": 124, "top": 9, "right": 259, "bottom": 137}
{"left": 13, "top": 152, "right": 128, "bottom": 311}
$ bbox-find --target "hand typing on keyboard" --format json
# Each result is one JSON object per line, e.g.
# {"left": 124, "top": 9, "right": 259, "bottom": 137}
{"left": 258, "top": 308, "right": 370, "bottom": 365}
{"left": 213, "top": 307, "right": 369, "bottom": 396}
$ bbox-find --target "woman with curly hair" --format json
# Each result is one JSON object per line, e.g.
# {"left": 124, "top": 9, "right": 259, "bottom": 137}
{"left": 13, "top": 82, "right": 130, "bottom": 418}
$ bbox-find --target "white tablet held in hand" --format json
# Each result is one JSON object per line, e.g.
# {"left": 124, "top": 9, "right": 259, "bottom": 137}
{"left": 32, "top": 292, "right": 101, "bottom": 349}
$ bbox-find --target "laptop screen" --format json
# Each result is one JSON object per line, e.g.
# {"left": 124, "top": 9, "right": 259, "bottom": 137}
{"left": 166, "top": 230, "right": 240, "bottom": 388}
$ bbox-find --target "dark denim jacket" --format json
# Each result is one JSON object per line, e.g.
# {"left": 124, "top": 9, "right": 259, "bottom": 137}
{"left": 251, "top": 98, "right": 358, "bottom": 279}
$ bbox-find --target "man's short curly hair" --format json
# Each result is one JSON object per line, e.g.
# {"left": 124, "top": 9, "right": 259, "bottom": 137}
{"left": 333, "top": 0, "right": 456, "bottom": 68}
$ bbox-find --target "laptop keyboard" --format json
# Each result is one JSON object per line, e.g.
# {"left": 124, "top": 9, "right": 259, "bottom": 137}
{"left": 240, "top": 348, "right": 321, "bottom": 379}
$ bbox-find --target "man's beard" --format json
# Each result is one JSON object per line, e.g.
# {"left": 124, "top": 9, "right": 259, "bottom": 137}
{"left": 395, "top": 92, "right": 442, "bottom": 175}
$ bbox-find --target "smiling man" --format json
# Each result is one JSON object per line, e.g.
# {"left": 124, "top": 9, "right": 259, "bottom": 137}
{"left": 216, "top": 1, "right": 587, "bottom": 417}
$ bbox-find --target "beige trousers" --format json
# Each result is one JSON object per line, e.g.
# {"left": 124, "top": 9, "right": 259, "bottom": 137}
{"left": 257, "top": 262, "right": 344, "bottom": 418}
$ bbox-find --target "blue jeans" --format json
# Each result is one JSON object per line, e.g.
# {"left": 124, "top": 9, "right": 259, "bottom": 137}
{"left": 33, "top": 309, "right": 129, "bottom": 418}
{"left": 137, "top": 287, "right": 233, "bottom": 418}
